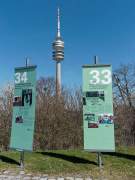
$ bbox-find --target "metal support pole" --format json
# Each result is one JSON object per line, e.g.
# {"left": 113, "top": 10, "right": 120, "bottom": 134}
{"left": 93, "top": 56, "right": 103, "bottom": 167}
{"left": 20, "top": 151, "right": 24, "bottom": 168}
{"left": 94, "top": 55, "right": 99, "bottom": 65}
{"left": 26, "top": 57, "right": 30, "bottom": 67}
{"left": 97, "top": 152, "right": 103, "bottom": 167}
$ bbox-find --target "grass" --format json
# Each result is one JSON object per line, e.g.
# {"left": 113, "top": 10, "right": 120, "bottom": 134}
{"left": 0, "top": 146, "right": 134, "bottom": 179}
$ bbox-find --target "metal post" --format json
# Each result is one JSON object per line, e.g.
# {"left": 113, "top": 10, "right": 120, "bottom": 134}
{"left": 94, "top": 56, "right": 103, "bottom": 167}
{"left": 94, "top": 55, "right": 99, "bottom": 64}
{"left": 26, "top": 57, "right": 30, "bottom": 67}
{"left": 20, "top": 151, "right": 24, "bottom": 168}
{"left": 97, "top": 152, "right": 103, "bottom": 167}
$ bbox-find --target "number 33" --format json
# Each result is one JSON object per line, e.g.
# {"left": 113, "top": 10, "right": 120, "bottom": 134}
{"left": 90, "top": 69, "right": 112, "bottom": 85}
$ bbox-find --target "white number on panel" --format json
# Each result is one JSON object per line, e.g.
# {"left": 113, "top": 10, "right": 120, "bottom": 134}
{"left": 101, "top": 69, "right": 112, "bottom": 84}
{"left": 21, "top": 72, "right": 28, "bottom": 83}
{"left": 89, "top": 70, "right": 100, "bottom": 84}
{"left": 90, "top": 69, "right": 112, "bottom": 85}
{"left": 15, "top": 73, "right": 21, "bottom": 84}
{"left": 15, "top": 72, "right": 28, "bottom": 84}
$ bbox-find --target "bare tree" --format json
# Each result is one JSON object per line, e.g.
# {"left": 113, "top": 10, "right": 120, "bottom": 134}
{"left": 0, "top": 84, "right": 13, "bottom": 150}
{"left": 34, "top": 77, "right": 83, "bottom": 150}
{"left": 113, "top": 63, "right": 135, "bottom": 146}
{"left": 113, "top": 63, "right": 135, "bottom": 108}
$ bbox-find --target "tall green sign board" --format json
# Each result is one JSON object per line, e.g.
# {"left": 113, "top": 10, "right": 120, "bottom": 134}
{"left": 83, "top": 64, "right": 115, "bottom": 152}
{"left": 10, "top": 65, "right": 37, "bottom": 151}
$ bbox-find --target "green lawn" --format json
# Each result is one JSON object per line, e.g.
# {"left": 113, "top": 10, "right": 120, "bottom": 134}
{"left": 0, "top": 147, "right": 135, "bottom": 179}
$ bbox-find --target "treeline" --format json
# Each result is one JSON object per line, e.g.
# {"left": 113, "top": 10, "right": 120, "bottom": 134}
{"left": 113, "top": 63, "right": 135, "bottom": 146}
{"left": 35, "top": 77, "right": 82, "bottom": 150}
{"left": 0, "top": 63, "right": 135, "bottom": 150}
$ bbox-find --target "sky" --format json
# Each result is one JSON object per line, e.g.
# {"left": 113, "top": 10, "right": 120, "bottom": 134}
{"left": 0, "top": 0, "right": 135, "bottom": 87}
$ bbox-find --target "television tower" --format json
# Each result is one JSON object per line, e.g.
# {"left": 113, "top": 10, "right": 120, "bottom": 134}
{"left": 52, "top": 7, "right": 64, "bottom": 96}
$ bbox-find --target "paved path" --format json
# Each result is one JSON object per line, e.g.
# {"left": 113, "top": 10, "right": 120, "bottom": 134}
{"left": 0, "top": 171, "right": 94, "bottom": 180}
{"left": 0, "top": 170, "right": 131, "bottom": 180}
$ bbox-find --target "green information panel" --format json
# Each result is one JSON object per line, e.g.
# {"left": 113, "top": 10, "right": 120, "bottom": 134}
{"left": 82, "top": 64, "right": 115, "bottom": 152}
{"left": 10, "top": 65, "right": 37, "bottom": 151}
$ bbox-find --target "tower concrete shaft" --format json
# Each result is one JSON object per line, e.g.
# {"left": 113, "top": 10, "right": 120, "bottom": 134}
{"left": 56, "top": 61, "right": 61, "bottom": 96}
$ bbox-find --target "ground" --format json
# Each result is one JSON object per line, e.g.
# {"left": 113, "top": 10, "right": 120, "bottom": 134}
{"left": 0, "top": 146, "right": 134, "bottom": 179}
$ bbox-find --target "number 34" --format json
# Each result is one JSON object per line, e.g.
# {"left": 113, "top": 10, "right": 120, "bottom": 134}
{"left": 90, "top": 69, "right": 112, "bottom": 85}
{"left": 15, "top": 72, "right": 28, "bottom": 84}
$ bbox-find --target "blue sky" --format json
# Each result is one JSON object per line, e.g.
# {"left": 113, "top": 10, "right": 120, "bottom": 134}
{"left": 0, "top": 0, "right": 135, "bottom": 87}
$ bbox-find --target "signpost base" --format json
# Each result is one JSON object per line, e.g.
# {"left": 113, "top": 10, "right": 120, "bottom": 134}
{"left": 20, "top": 151, "right": 24, "bottom": 168}
{"left": 97, "top": 152, "right": 103, "bottom": 167}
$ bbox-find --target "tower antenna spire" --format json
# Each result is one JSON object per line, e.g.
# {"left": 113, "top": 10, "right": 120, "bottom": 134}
{"left": 57, "top": 7, "right": 61, "bottom": 37}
